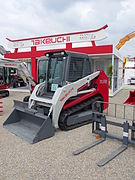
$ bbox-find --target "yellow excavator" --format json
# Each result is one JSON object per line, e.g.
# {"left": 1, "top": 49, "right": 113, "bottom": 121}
{"left": 116, "top": 31, "right": 135, "bottom": 50}
{"left": 116, "top": 31, "right": 135, "bottom": 71}
{"left": 116, "top": 31, "right": 135, "bottom": 105}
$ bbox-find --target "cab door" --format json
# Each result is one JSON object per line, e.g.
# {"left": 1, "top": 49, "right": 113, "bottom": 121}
{"left": 37, "top": 59, "right": 47, "bottom": 84}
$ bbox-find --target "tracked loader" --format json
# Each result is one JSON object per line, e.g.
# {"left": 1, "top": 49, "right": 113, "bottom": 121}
{"left": 3, "top": 51, "right": 109, "bottom": 143}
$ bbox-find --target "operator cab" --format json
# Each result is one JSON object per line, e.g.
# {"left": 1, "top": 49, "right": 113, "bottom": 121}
{"left": 0, "top": 67, "right": 10, "bottom": 87}
{"left": 37, "top": 51, "right": 92, "bottom": 97}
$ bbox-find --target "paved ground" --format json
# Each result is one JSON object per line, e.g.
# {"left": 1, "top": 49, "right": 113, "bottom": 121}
{"left": 0, "top": 89, "right": 135, "bottom": 180}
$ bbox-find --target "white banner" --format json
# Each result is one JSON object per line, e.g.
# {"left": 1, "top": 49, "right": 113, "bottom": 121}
{"left": 7, "top": 29, "right": 107, "bottom": 49}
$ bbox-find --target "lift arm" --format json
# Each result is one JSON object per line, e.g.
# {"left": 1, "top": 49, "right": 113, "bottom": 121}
{"left": 116, "top": 31, "right": 135, "bottom": 50}
{"left": 0, "top": 58, "right": 36, "bottom": 89}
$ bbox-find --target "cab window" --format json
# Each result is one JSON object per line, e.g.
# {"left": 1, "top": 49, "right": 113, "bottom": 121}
{"left": 68, "top": 57, "right": 84, "bottom": 82}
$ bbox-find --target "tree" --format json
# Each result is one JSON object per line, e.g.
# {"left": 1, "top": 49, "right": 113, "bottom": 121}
{"left": 108, "top": 64, "right": 113, "bottom": 88}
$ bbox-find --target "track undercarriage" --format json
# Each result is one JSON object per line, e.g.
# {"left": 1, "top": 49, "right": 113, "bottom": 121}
{"left": 59, "top": 95, "right": 103, "bottom": 130}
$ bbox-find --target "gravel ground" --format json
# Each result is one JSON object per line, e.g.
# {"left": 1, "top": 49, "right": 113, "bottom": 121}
{"left": 0, "top": 89, "right": 135, "bottom": 180}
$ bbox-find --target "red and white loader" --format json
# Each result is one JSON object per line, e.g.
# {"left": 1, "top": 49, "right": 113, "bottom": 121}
{"left": 3, "top": 50, "right": 109, "bottom": 143}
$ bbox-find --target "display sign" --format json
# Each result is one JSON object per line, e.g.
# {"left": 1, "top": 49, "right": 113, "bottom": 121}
{"left": 7, "top": 25, "right": 108, "bottom": 49}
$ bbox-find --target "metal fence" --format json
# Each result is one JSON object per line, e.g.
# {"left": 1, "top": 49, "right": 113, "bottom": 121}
{"left": 93, "top": 101, "right": 135, "bottom": 122}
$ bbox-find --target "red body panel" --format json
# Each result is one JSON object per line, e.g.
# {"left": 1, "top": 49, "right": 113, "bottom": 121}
{"left": 0, "top": 83, "right": 10, "bottom": 90}
{"left": 63, "top": 70, "right": 109, "bottom": 110}
{"left": 124, "top": 90, "right": 135, "bottom": 105}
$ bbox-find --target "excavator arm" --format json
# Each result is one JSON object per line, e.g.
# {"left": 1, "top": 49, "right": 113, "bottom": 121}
{"left": 0, "top": 58, "right": 36, "bottom": 90}
{"left": 116, "top": 31, "right": 135, "bottom": 50}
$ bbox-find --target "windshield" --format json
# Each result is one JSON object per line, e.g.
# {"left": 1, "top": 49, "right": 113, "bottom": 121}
{"left": 47, "top": 56, "right": 65, "bottom": 92}
{"left": 38, "top": 59, "right": 47, "bottom": 83}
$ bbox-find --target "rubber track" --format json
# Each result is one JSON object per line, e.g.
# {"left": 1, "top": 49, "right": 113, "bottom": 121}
{"left": 58, "top": 96, "right": 103, "bottom": 131}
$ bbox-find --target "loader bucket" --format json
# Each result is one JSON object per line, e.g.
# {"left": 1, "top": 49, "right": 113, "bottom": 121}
{"left": 3, "top": 100, "right": 54, "bottom": 144}
{"left": 124, "top": 90, "right": 135, "bottom": 105}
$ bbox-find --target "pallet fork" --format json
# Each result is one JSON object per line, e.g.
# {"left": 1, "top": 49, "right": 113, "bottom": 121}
{"left": 73, "top": 102, "right": 135, "bottom": 167}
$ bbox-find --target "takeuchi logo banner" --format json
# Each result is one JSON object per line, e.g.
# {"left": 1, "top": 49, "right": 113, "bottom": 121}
{"left": 7, "top": 28, "right": 108, "bottom": 49}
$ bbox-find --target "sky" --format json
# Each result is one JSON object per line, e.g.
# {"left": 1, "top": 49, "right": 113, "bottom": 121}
{"left": 0, "top": 0, "right": 135, "bottom": 57}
